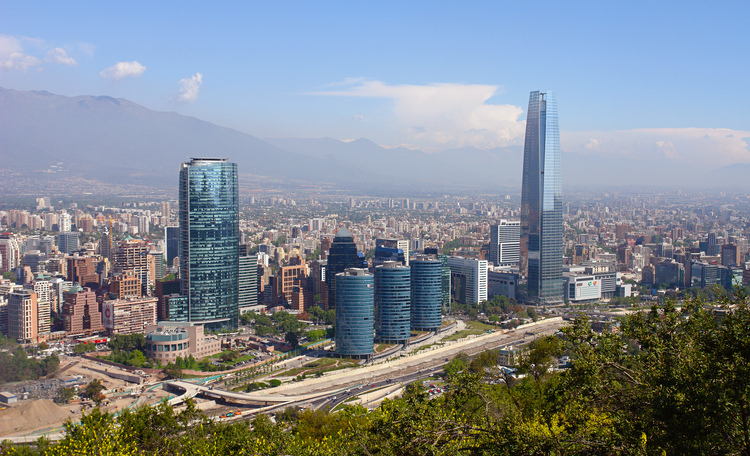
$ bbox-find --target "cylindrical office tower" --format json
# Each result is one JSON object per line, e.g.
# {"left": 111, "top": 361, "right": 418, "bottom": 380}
{"left": 410, "top": 255, "right": 443, "bottom": 331}
{"left": 375, "top": 261, "right": 411, "bottom": 343}
{"left": 335, "top": 268, "right": 374, "bottom": 358}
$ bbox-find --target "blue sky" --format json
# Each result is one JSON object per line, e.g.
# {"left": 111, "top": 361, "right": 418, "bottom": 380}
{"left": 1, "top": 1, "right": 749, "bottom": 167}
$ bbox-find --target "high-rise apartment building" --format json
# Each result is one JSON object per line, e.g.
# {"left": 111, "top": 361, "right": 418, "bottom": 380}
{"left": 113, "top": 240, "right": 151, "bottom": 296}
{"left": 179, "top": 158, "right": 240, "bottom": 330}
{"left": 0, "top": 233, "right": 20, "bottom": 274}
{"left": 8, "top": 290, "right": 37, "bottom": 343}
{"left": 489, "top": 220, "right": 520, "bottom": 267}
{"left": 520, "top": 91, "right": 563, "bottom": 305}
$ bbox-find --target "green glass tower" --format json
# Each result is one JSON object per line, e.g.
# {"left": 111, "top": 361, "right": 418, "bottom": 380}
{"left": 179, "top": 158, "right": 239, "bottom": 330}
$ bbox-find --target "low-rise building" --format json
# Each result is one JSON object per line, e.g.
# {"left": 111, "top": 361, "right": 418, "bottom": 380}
{"left": 144, "top": 321, "right": 221, "bottom": 362}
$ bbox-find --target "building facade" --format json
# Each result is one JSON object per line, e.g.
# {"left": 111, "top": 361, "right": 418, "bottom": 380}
{"left": 179, "top": 158, "right": 240, "bottom": 330}
{"left": 520, "top": 91, "right": 563, "bottom": 305}
{"left": 447, "top": 256, "right": 488, "bottom": 305}
{"left": 326, "top": 228, "right": 362, "bottom": 310}
{"left": 489, "top": 220, "right": 520, "bottom": 267}
{"left": 374, "top": 262, "right": 411, "bottom": 344}
{"left": 238, "top": 253, "right": 259, "bottom": 314}
{"left": 102, "top": 297, "right": 158, "bottom": 335}
{"left": 8, "top": 290, "right": 37, "bottom": 343}
{"left": 410, "top": 255, "right": 443, "bottom": 331}
{"left": 335, "top": 268, "right": 374, "bottom": 358}
{"left": 144, "top": 321, "right": 221, "bottom": 362}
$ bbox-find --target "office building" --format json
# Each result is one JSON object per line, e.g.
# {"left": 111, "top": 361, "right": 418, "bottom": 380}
{"left": 487, "top": 269, "right": 518, "bottom": 300}
{"left": 520, "top": 90, "right": 564, "bottom": 305}
{"left": 238, "top": 253, "right": 259, "bottom": 314}
{"left": 326, "top": 228, "right": 361, "bottom": 310}
{"left": 62, "top": 285, "right": 102, "bottom": 336}
{"left": 447, "top": 256, "right": 488, "bottom": 305}
{"left": 564, "top": 273, "right": 601, "bottom": 303}
{"left": 375, "top": 239, "right": 410, "bottom": 266}
{"left": 144, "top": 321, "right": 221, "bottom": 362}
{"left": 375, "top": 262, "right": 411, "bottom": 344}
{"left": 102, "top": 297, "right": 158, "bottom": 335}
{"left": 8, "top": 290, "right": 37, "bottom": 343}
{"left": 410, "top": 255, "right": 443, "bottom": 331}
{"left": 165, "top": 226, "right": 180, "bottom": 266}
{"left": 335, "top": 268, "right": 374, "bottom": 358}
{"left": 489, "top": 220, "right": 520, "bottom": 267}
{"left": 179, "top": 158, "right": 240, "bottom": 330}
{"left": 57, "top": 232, "right": 80, "bottom": 255}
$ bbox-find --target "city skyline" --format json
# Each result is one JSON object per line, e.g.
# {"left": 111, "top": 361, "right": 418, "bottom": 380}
{"left": 0, "top": 2, "right": 749, "bottom": 182}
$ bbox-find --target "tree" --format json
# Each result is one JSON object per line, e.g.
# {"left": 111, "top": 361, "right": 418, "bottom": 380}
{"left": 285, "top": 331, "right": 299, "bottom": 348}
{"left": 164, "top": 362, "right": 183, "bottom": 379}
{"left": 57, "top": 386, "right": 76, "bottom": 404}
{"left": 73, "top": 342, "right": 96, "bottom": 354}
{"left": 83, "top": 379, "right": 105, "bottom": 405}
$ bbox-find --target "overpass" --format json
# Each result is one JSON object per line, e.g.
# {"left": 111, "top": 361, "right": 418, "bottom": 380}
{"left": 165, "top": 380, "right": 334, "bottom": 407}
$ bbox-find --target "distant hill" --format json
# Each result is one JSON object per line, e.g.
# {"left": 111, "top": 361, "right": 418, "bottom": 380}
{"left": 0, "top": 87, "right": 384, "bottom": 190}
{"left": 2, "top": 86, "right": 738, "bottom": 194}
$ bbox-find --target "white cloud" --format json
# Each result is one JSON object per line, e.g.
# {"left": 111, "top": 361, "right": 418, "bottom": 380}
{"left": 45, "top": 48, "right": 77, "bottom": 66}
{"left": 0, "top": 35, "right": 42, "bottom": 70}
{"left": 564, "top": 128, "right": 750, "bottom": 167}
{"left": 100, "top": 61, "right": 146, "bottom": 80}
{"left": 175, "top": 73, "right": 203, "bottom": 103}
{"left": 312, "top": 79, "right": 525, "bottom": 149}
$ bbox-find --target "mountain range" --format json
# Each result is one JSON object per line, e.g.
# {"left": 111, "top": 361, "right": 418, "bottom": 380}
{"left": 0, "top": 87, "right": 747, "bottom": 194}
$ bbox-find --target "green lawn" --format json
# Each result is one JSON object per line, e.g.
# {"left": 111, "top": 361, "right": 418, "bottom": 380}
{"left": 464, "top": 321, "right": 497, "bottom": 331}
{"left": 277, "top": 357, "right": 359, "bottom": 377}
{"left": 441, "top": 330, "right": 485, "bottom": 342}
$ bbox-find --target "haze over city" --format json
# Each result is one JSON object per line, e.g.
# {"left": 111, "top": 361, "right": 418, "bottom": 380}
{"left": 1, "top": 1, "right": 749, "bottom": 190}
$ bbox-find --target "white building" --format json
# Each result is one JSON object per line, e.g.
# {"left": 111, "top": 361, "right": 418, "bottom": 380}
{"left": 564, "top": 273, "right": 602, "bottom": 303}
{"left": 447, "top": 256, "right": 488, "bottom": 304}
{"left": 489, "top": 220, "right": 520, "bottom": 267}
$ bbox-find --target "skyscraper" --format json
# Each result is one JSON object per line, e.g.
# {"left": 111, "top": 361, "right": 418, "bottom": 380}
{"left": 179, "top": 158, "right": 239, "bottom": 330}
{"left": 410, "top": 255, "right": 443, "bottom": 331}
{"left": 520, "top": 91, "right": 563, "bottom": 305}
{"left": 335, "top": 268, "right": 374, "bottom": 358}
{"left": 165, "top": 226, "right": 180, "bottom": 266}
{"left": 326, "top": 228, "right": 362, "bottom": 310}
{"left": 375, "top": 261, "right": 411, "bottom": 344}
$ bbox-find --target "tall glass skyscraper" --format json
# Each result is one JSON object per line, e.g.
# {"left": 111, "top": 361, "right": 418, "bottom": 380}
{"left": 520, "top": 91, "right": 563, "bottom": 305}
{"left": 335, "top": 268, "right": 374, "bottom": 358}
{"left": 410, "top": 255, "right": 443, "bottom": 331}
{"left": 326, "top": 228, "right": 362, "bottom": 310}
{"left": 179, "top": 158, "right": 240, "bottom": 329}
{"left": 375, "top": 262, "right": 411, "bottom": 343}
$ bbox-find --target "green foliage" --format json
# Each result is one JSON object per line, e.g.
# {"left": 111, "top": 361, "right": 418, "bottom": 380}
{"left": 306, "top": 329, "right": 326, "bottom": 341}
{"left": 11, "top": 293, "right": 750, "bottom": 455}
{"left": 73, "top": 342, "right": 96, "bottom": 354}
{"left": 0, "top": 346, "right": 59, "bottom": 383}
{"left": 83, "top": 379, "right": 105, "bottom": 404}
{"left": 57, "top": 386, "right": 76, "bottom": 404}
